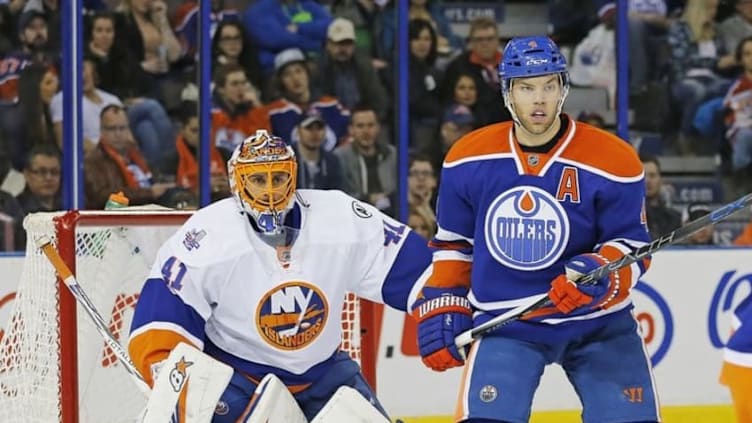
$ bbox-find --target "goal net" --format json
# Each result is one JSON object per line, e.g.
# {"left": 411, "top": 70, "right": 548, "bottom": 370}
{"left": 0, "top": 209, "right": 374, "bottom": 423}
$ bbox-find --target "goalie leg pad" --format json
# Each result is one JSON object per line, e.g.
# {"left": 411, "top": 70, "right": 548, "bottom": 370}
{"left": 310, "top": 386, "right": 390, "bottom": 423}
{"left": 241, "top": 374, "right": 307, "bottom": 423}
{"left": 142, "top": 342, "right": 233, "bottom": 423}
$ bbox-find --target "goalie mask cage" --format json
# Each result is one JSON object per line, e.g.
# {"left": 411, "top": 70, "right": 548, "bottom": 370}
{"left": 0, "top": 210, "right": 377, "bottom": 423}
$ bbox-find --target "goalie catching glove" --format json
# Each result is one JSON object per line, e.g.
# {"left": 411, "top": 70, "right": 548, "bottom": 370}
{"left": 548, "top": 252, "right": 622, "bottom": 314}
{"left": 410, "top": 287, "right": 472, "bottom": 371}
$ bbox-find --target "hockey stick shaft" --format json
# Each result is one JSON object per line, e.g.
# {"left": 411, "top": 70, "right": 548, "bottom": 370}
{"left": 36, "top": 236, "right": 150, "bottom": 393}
{"left": 455, "top": 192, "right": 752, "bottom": 349}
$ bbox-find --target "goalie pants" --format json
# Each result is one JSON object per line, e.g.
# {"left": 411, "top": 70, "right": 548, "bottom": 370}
{"left": 212, "top": 351, "right": 388, "bottom": 422}
{"left": 454, "top": 311, "right": 660, "bottom": 423}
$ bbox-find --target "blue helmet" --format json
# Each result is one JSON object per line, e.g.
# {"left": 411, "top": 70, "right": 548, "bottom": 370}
{"left": 498, "top": 36, "right": 570, "bottom": 120}
{"left": 499, "top": 36, "right": 568, "bottom": 81}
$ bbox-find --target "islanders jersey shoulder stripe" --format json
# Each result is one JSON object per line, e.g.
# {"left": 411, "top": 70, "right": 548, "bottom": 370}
{"left": 427, "top": 116, "right": 650, "bottom": 336}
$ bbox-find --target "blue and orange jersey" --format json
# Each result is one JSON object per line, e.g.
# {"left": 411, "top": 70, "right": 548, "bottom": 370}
{"left": 426, "top": 115, "right": 651, "bottom": 342}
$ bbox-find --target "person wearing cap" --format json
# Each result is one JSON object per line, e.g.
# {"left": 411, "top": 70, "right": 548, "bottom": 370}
{"left": 315, "top": 17, "right": 389, "bottom": 120}
{"left": 266, "top": 47, "right": 350, "bottom": 151}
{"left": 0, "top": 8, "right": 53, "bottom": 105}
{"left": 682, "top": 203, "right": 716, "bottom": 245}
{"left": 292, "top": 109, "right": 347, "bottom": 191}
{"left": 424, "top": 103, "right": 476, "bottom": 172}
{"left": 242, "top": 0, "right": 332, "bottom": 72}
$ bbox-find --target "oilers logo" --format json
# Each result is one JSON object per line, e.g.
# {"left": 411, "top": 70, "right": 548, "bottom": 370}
{"left": 256, "top": 281, "right": 329, "bottom": 350}
{"left": 484, "top": 186, "right": 569, "bottom": 270}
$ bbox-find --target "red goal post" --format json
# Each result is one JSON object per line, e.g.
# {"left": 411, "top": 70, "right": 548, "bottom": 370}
{"left": 0, "top": 209, "right": 378, "bottom": 423}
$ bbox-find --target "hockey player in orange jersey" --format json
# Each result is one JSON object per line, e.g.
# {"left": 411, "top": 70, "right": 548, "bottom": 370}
{"left": 410, "top": 36, "right": 660, "bottom": 423}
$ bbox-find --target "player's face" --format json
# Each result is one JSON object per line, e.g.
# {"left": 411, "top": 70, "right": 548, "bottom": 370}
{"left": 509, "top": 75, "right": 561, "bottom": 135}
{"left": 244, "top": 170, "right": 291, "bottom": 207}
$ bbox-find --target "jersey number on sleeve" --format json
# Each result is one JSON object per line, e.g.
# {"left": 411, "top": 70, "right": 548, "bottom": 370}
{"left": 383, "top": 221, "right": 406, "bottom": 246}
{"left": 161, "top": 256, "right": 187, "bottom": 293}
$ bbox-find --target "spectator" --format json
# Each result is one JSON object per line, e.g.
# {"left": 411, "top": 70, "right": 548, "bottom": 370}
{"left": 723, "top": 35, "right": 752, "bottom": 195}
{"left": 315, "top": 17, "right": 390, "bottom": 121}
{"left": 167, "top": 101, "right": 229, "bottom": 202}
{"left": 733, "top": 212, "right": 752, "bottom": 244}
{"left": 624, "top": 0, "right": 679, "bottom": 94}
{"left": 291, "top": 109, "right": 347, "bottom": 190}
{"left": 173, "top": 0, "right": 240, "bottom": 60}
{"left": 266, "top": 48, "right": 350, "bottom": 151}
{"left": 641, "top": 154, "right": 682, "bottom": 239}
{"left": 50, "top": 57, "right": 120, "bottom": 154}
{"left": 335, "top": 103, "right": 396, "bottom": 215}
{"left": 408, "top": 18, "right": 443, "bottom": 152}
{"left": 381, "top": 0, "right": 462, "bottom": 59}
{"left": 86, "top": 11, "right": 152, "bottom": 102}
{"left": 429, "top": 103, "right": 475, "bottom": 171}
{"left": 210, "top": 63, "right": 271, "bottom": 157}
{"left": 681, "top": 203, "right": 716, "bottom": 244}
{"left": 442, "top": 16, "right": 511, "bottom": 126}
{"left": 443, "top": 71, "right": 497, "bottom": 127}
{"left": 113, "top": 0, "right": 185, "bottom": 110}
{"left": 329, "top": 0, "right": 387, "bottom": 59}
{"left": 0, "top": 9, "right": 55, "bottom": 105}
{"left": 408, "top": 205, "right": 436, "bottom": 240}
{"left": 210, "top": 20, "right": 264, "bottom": 94}
{"left": 10, "top": 63, "right": 58, "bottom": 172}
{"left": 718, "top": 0, "right": 752, "bottom": 55}
{"left": 22, "top": 0, "right": 60, "bottom": 53}
{"left": 0, "top": 188, "right": 25, "bottom": 251}
{"left": 84, "top": 104, "right": 177, "bottom": 209}
{"left": 578, "top": 110, "right": 607, "bottom": 129}
{"left": 242, "top": 0, "right": 332, "bottom": 73}
{"left": 17, "top": 144, "right": 61, "bottom": 215}
{"left": 667, "top": 0, "right": 736, "bottom": 154}
{"left": 407, "top": 154, "right": 437, "bottom": 235}
{"left": 85, "top": 12, "right": 176, "bottom": 170}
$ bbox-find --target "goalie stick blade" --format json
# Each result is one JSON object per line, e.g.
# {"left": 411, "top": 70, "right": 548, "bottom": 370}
{"left": 455, "top": 192, "right": 752, "bottom": 348}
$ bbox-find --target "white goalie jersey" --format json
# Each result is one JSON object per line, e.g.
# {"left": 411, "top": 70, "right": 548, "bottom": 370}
{"left": 128, "top": 190, "right": 432, "bottom": 385}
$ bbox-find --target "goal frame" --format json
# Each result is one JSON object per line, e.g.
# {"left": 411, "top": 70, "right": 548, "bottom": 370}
{"left": 49, "top": 210, "right": 378, "bottom": 423}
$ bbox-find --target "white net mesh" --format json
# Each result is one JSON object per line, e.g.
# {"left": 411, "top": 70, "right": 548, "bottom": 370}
{"left": 0, "top": 210, "right": 363, "bottom": 423}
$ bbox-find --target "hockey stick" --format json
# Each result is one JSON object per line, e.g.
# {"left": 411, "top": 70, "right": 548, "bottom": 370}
{"left": 454, "top": 192, "right": 752, "bottom": 349}
{"left": 36, "top": 236, "right": 151, "bottom": 393}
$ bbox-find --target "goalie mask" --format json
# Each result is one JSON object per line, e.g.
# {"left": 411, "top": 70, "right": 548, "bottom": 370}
{"left": 228, "top": 130, "right": 298, "bottom": 241}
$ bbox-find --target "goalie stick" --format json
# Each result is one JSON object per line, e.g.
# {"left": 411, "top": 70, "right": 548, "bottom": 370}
{"left": 454, "top": 192, "right": 752, "bottom": 349}
{"left": 36, "top": 235, "right": 151, "bottom": 393}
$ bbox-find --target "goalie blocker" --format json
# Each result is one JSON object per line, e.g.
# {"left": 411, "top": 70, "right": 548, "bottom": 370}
{"left": 145, "top": 344, "right": 389, "bottom": 422}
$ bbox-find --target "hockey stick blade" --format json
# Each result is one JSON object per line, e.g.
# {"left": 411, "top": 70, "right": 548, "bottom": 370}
{"left": 455, "top": 192, "right": 752, "bottom": 349}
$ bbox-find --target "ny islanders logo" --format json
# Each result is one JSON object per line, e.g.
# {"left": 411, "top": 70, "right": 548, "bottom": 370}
{"left": 256, "top": 282, "right": 329, "bottom": 350}
{"left": 484, "top": 186, "right": 569, "bottom": 270}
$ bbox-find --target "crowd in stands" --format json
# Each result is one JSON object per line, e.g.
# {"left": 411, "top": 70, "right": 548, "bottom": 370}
{"left": 0, "top": 0, "right": 750, "bottom": 252}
